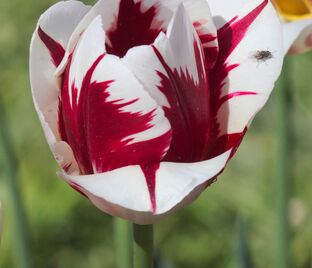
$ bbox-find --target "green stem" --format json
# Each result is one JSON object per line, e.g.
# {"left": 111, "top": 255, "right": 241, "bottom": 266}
{"left": 236, "top": 217, "right": 254, "bottom": 268}
{"left": 0, "top": 99, "right": 32, "bottom": 268}
{"left": 114, "top": 218, "right": 133, "bottom": 268}
{"left": 275, "top": 56, "right": 293, "bottom": 268}
{"left": 133, "top": 224, "right": 154, "bottom": 268}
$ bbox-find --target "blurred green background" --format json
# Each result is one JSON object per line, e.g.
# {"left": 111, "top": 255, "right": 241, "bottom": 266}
{"left": 0, "top": 0, "right": 312, "bottom": 267}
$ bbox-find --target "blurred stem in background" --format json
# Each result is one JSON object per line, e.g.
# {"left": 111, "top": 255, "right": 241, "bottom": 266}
{"left": 0, "top": 98, "right": 32, "bottom": 268}
{"left": 114, "top": 218, "right": 133, "bottom": 268}
{"left": 235, "top": 217, "right": 254, "bottom": 268}
{"left": 133, "top": 224, "right": 154, "bottom": 268}
{"left": 275, "top": 56, "right": 293, "bottom": 268}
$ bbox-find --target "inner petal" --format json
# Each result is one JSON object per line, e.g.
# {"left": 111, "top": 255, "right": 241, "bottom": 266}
{"left": 106, "top": 0, "right": 164, "bottom": 57}
{"left": 123, "top": 5, "right": 211, "bottom": 163}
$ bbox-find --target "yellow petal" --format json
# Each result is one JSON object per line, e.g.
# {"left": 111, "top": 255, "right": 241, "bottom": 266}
{"left": 272, "top": 0, "right": 312, "bottom": 21}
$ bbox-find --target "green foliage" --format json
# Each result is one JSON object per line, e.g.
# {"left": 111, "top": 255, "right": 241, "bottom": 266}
{"left": 0, "top": 0, "right": 312, "bottom": 267}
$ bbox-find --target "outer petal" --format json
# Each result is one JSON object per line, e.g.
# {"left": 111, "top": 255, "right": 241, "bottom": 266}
{"left": 283, "top": 20, "right": 312, "bottom": 54}
{"left": 59, "top": 149, "right": 230, "bottom": 224}
{"left": 31, "top": 0, "right": 90, "bottom": 113}
{"left": 29, "top": 1, "right": 90, "bottom": 172}
{"left": 205, "top": 0, "right": 284, "bottom": 157}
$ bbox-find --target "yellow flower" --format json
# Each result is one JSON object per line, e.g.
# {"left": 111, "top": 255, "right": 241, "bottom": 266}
{"left": 272, "top": 0, "right": 312, "bottom": 21}
{"left": 272, "top": 0, "right": 312, "bottom": 54}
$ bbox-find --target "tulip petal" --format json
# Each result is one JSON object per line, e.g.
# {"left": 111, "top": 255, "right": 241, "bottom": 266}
{"left": 59, "top": 149, "right": 230, "bottom": 224}
{"left": 153, "top": 5, "right": 211, "bottom": 162}
{"left": 205, "top": 0, "right": 283, "bottom": 157}
{"left": 282, "top": 19, "right": 312, "bottom": 54}
{"left": 141, "top": 0, "right": 219, "bottom": 69}
{"left": 105, "top": 0, "right": 163, "bottom": 57}
{"left": 58, "top": 16, "right": 105, "bottom": 173}
{"left": 57, "top": 0, "right": 218, "bottom": 65}
{"left": 30, "top": 1, "right": 90, "bottom": 171}
{"left": 60, "top": 16, "right": 172, "bottom": 177}
{"left": 30, "top": 0, "right": 90, "bottom": 121}
{"left": 55, "top": 0, "right": 119, "bottom": 74}
{"left": 124, "top": 5, "right": 212, "bottom": 163}
{"left": 56, "top": 0, "right": 165, "bottom": 72}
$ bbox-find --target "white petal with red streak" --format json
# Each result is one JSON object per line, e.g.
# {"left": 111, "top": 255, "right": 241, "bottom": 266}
{"left": 212, "top": 0, "right": 283, "bottom": 134}
{"left": 52, "top": 141, "right": 80, "bottom": 175}
{"left": 36, "top": 1, "right": 90, "bottom": 50}
{"left": 179, "top": 0, "right": 218, "bottom": 57}
{"left": 162, "top": 4, "right": 206, "bottom": 83}
{"left": 69, "top": 16, "right": 106, "bottom": 105}
{"left": 282, "top": 20, "right": 312, "bottom": 54}
{"left": 124, "top": 3, "right": 207, "bottom": 103}
{"left": 30, "top": 1, "right": 90, "bottom": 172}
{"left": 30, "top": 0, "right": 90, "bottom": 123}
{"left": 91, "top": 54, "right": 171, "bottom": 146}
{"left": 56, "top": 0, "right": 119, "bottom": 75}
{"left": 207, "top": 0, "right": 269, "bottom": 29}
{"left": 141, "top": 0, "right": 217, "bottom": 44}
{"left": 123, "top": 44, "right": 171, "bottom": 108}
{"left": 59, "top": 149, "right": 230, "bottom": 224}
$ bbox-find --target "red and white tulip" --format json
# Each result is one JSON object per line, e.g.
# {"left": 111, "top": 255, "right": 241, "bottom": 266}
{"left": 30, "top": 0, "right": 284, "bottom": 224}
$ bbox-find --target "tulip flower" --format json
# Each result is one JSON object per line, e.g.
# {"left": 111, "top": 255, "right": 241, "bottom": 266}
{"left": 30, "top": 0, "right": 284, "bottom": 224}
{"left": 272, "top": 0, "right": 312, "bottom": 54}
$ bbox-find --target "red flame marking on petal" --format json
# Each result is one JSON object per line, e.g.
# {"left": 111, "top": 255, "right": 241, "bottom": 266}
{"left": 58, "top": 97, "right": 68, "bottom": 142}
{"left": 60, "top": 54, "right": 105, "bottom": 174}
{"left": 63, "top": 162, "right": 72, "bottom": 173}
{"left": 209, "top": 127, "right": 248, "bottom": 159}
{"left": 152, "top": 39, "right": 210, "bottom": 162}
{"left": 194, "top": 20, "right": 219, "bottom": 70}
{"left": 69, "top": 182, "right": 88, "bottom": 198}
{"left": 85, "top": 80, "right": 171, "bottom": 173}
{"left": 37, "top": 26, "right": 65, "bottom": 67}
{"left": 107, "top": 0, "right": 164, "bottom": 57}
{"left": 218, "top": 91, "right": 258, "bottom": 108}
{"left": 140, "top": 162, "right": 160, "bottom": 213}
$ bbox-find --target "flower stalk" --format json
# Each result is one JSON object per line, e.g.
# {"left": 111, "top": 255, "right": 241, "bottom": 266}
{"left": 275, "top": 56, "right": 293, "bottom": 268}
{"left": 114, "top": 218, "right": 133, "bottom": 268}
{"left": 0, "top": 98, "right": 32, "bottom": 268}
{"left": 133, "top": 224, "right": 154, "bottom": 268}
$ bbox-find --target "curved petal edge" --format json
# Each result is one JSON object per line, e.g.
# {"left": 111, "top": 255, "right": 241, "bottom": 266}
{"left": 58, "top": 150, "right": 231, "bottom": 224}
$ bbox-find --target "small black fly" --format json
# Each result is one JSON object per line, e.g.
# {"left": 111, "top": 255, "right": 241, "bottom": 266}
{"left": 250, "top": 50, "right": 274, "bottom": 63}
